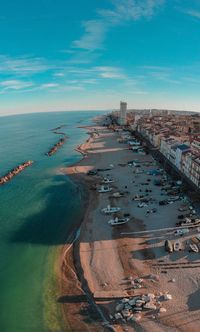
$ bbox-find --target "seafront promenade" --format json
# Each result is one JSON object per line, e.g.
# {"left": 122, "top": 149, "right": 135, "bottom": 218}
{"left": 63, "top": 118, "right": 200, "bottom": 332}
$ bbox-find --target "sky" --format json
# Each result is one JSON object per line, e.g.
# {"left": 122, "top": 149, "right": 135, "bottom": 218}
{"left": 1, "top": 0, "right": 200, "bottom": 115}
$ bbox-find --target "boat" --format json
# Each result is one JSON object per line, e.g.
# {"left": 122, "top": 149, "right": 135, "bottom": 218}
{"left": 189, "top": 244, "right": 199, "bottom": 253}
{"left": 102, "top": 177, "right": 115, "bottom": 184}
{"left": 165, "top": 240, "right": 173, "bottom": 253}
{"left": 98, "top": 185, "right": 112, "bottom": 193}
{"left": 112, "top": 192, "right": 124, "bottom": 198}
{"left": 101, "top": 205, "right": 121, "bottom": 214}
{"left": 108, "top": 217, "right": 129, "bottom": 226}
{"left": 173, "top": 240, "right": 182, "bottom": 251}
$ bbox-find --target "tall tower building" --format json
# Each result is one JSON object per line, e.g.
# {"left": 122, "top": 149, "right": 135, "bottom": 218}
{"left": 120, "top": 101, "right": 127, "bottom": 125}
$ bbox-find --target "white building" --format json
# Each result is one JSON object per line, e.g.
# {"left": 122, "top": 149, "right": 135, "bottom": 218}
{"left": 119, "top": 101, "right": 127, "bottom": 125}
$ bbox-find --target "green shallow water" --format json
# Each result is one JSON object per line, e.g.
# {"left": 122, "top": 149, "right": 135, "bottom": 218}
{"left": 0, "top": 111, "right": 102, "bottom": 332}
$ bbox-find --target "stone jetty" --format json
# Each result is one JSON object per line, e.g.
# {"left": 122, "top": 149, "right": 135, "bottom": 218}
{"left": 0, "top": 160, "right": 34, "bottom": 185}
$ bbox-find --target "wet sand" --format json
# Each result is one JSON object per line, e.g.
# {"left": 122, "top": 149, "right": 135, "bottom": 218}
{"left": 61, "top": 119, "right": 200, "bottom": 332}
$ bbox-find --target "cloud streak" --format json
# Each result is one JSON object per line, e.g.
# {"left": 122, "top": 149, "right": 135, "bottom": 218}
{"left": 0, "top": 79, "right": 34, "bottom": 93}
{"left": 183, "top": 9, "right": 200, "bottom": 19}
{"left": 0, "top": 55, "right": 51, "bottom": 76}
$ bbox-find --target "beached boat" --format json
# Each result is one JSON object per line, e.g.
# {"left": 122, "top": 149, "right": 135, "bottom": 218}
{"left": 108, "top": 217, "right": 129, "bottom": 226}
{"left": 111, "top": 192, "right": 124, "bottom": 198}
{"left": 102, "top": 177, "right": 115, "bottom": 184}
{"left": 189, "top": 244, "right": 199, "bottom": 253}
{"left": 173, "top": 240, "right": 182, "bottom": 251}
{"left": 98, "top": 185, "right": 112, "bottom": 193}
{"left": 165, "top": 240, "right": 173, "bottom": 253}
{"left": 101, "top": 205, "right": 121, "bottom": 214}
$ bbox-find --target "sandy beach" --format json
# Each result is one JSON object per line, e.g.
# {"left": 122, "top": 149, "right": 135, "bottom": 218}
{"left": 61, "top": 117, "right": 200, "bottom": 332}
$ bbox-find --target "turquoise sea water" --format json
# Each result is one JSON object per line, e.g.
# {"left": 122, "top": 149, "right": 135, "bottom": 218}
{"left": 0, "top": 111, "right": 102, "bottom": 332}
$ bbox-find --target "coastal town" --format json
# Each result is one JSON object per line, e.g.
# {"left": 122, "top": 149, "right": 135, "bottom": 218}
{"left": 121, "top": 106, "right": 200, "bottom": 190}
{"left": 64, "top": 104, "right": 200, "bottom": 332}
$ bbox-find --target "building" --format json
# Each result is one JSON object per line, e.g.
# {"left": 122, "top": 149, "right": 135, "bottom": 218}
{"left": 119, "top": 101, "right": 127, "bottom": 125}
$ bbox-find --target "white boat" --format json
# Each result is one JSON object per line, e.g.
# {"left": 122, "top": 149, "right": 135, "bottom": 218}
{"left": 112, "top": 192, "right": 124, "bottom": 198}
{"left": 101, "top": 205, "right": 121, "bottom": 214}
{"left": 173, "top": 240, "right": 182, "bottom": 251}
{"left": 102, "top": 177, "right": 115, "bottom": 184}
{"left": 98, "top": 185, "right": 112, "bottom": 193}
{"left": 138, "top": 202, "right": 148, "bottom": 208}
{"left": 189, "top": 244, "right": 199, "bottom": 253}
{"left": 108, "top": 217, "right": 129, "bottom": 226}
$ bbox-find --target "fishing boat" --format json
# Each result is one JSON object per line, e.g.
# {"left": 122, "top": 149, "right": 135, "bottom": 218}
{"left": 108, "top": 217, "right": 129, "bottom": 226}
{"left": 98, "top": 185, "right": 112, "bottom": 193}
{"left": 101, "top": 205, "right": 121, "bottom": 214}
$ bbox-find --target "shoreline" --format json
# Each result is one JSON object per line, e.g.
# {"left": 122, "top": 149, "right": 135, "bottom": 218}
{"left": 59, "top": 119, "right": 106, "bottom": 331}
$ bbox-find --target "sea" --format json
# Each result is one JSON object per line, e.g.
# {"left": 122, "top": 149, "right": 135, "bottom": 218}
{"left": 0, "top": 111, "right": 103, "bottom": 332}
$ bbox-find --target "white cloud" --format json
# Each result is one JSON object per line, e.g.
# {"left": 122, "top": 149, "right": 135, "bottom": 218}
{"left": 53, "top": 72, "right": 65, "bottom": 77}
{"left": 99, "top": 0, "right": 165, "bottom": 23}
{"left": 72, "top": 0, "right": 165, "bottom": 51}
{"left": 65, "top": 65, "right": 127, "bottom": 81}
{"left": 40, "top": 83, "right": 59, "bottom": 89}
{"left": 94, "top": 66, "right": 127, "bottom": 79}
{"left": 73, "top": 20, "right": 107, "bottom": 50}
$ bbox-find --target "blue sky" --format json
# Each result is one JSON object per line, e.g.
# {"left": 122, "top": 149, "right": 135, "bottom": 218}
{"left": 1, "top": 0, "right": 200, "bottom": 114}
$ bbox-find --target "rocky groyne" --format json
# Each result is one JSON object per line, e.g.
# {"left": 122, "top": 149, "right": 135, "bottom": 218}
{"left": 46, "top": 136, "right": 67, "bottom": 156}
{"left": 0, "top": 160, "right": 34, "bottom": 185}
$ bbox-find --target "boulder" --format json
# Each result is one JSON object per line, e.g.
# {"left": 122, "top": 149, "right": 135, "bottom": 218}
{"left": 131, "top": 314, "right": 141, "bottom": 322}
{"left": 143, "top": 302, "right": 157, "bottom": 310}
{"left": 128, "top": 298, "right": 137, "bottom": 306}
{"left": 114, "top": 313, "right": 123, "bottom": 320}
{"left": 122, "top": 309, "right": 131, "bottom": 318}
{"left": 115, "top": 303, "right": 124, "bottom": 312}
